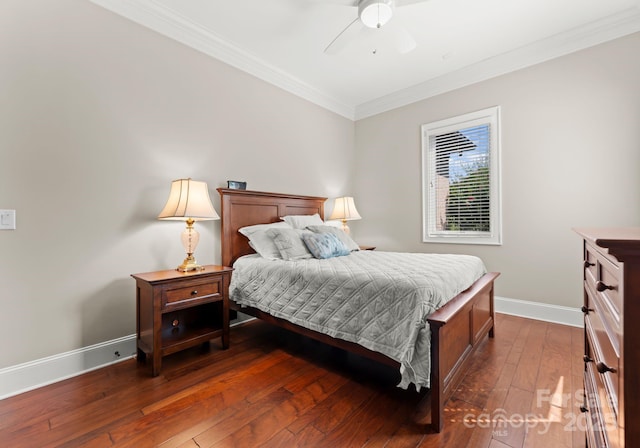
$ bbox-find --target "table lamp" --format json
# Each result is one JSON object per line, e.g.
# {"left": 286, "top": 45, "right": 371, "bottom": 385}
{"left": 158, "top": 178, "right": 219, "bottom": 271}
{"left": 328, "top": 196, "right": 361, "bottom": 234}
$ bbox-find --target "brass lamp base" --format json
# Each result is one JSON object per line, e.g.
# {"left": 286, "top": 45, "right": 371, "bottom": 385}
{"left": 176, "top": 254, "right": 205, "bottom": 272}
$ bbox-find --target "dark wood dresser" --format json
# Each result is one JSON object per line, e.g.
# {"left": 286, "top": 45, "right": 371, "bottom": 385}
{"left": 575, "top": 228, "right": 640, "bottom": 447}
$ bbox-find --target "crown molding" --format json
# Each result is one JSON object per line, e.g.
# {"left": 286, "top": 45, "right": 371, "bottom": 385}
{"left": 89, "top": 0, "right": 356, "bottom": 119}
{"left": 355, "top": 7, "right": 640, "bottom": 119}
{"left": 90, "top": 0, "right": 640, "bottom": 122}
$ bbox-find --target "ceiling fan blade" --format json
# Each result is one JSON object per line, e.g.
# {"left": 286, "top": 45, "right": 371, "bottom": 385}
{"left": 373, "top": 20, "right": 416, "bottom": 54}
{"left": 392, "top": 24, "right": 416, "bottom": 54}
{"left": 324, "top": 17, "right": 362, "bottom": 54}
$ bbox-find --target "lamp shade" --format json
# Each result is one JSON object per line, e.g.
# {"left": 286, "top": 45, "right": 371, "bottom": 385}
{"left": 329, "top": 196, "right": 362, "bottom": 221}
{"left": 158, "top": 179, "right": 219, "bottom": 221}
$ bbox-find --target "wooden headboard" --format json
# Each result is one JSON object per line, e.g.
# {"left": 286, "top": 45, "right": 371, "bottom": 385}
{"left": 217, "top": 188, "right": 326, "bottom": 267}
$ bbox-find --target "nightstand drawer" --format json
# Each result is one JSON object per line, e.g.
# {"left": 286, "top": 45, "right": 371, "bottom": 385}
{"left": 163, "top": 278, "right": 222, "bottom": 310}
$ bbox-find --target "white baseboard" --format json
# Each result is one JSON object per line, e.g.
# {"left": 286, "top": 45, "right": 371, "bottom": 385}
{"left": 495, "top": 296, "right": 583, "bottom": 328}
{"left": 0, "top": 335, "right": 137, "bottom": 400}
{"left": 0, "top": 299, "right": 581, "bottom": 400}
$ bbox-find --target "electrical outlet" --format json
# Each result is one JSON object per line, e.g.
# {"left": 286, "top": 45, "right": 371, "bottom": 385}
{"left": 0, "top": 210, "right": 16, "bottom": 230}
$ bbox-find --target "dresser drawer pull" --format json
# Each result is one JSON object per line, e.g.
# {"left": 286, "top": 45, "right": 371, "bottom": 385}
{"left": 583, "top": 260, "right": 595, "bottom": 268}
{"left": 583, "top": 355, "right": 593, "bottom": 363}
{"left": 581, "top": 306, "right": 593, "bottom": 314}
{"left": 595, "top": 281, "right": 614, "bottom": 292}
{"left": 580, "top": 405, "right": 589, "bottom": 413}
{"left": 191, "top": 290, "right": 198, "bottom": 296}
{"left": 596, "top": 362, "right": 616, "bottom": 374}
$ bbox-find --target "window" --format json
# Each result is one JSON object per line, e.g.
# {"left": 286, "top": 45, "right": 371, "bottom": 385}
{"left": 421, "top": 106, "right": 501, "bottom": 245}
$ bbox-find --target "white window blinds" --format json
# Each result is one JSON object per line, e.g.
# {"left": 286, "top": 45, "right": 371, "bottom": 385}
{"left": 422, "top": 107, "right": 501, "bottom": 245}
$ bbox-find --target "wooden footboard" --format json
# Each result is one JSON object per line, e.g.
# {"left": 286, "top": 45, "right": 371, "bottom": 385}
{"left": 217, "top": 188, "right": 499, "bottom": 433}
{"left": 428, "top": 271, "right": 499, "bottom": 432}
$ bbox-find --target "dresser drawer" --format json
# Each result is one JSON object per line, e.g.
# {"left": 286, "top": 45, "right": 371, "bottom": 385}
{"left": 584, "top": 357, "right": 619, "bottom": 448}
{"left": 585, "top": 309, "right": 619, "bottom": 420}
{"left": 584, "top": 243, "right": 621, "bottom": 326}
{"left": 162, "top": 277, "right": 222, "bottom": 310}
{"left": 583, "top": 361, "right": 610, "bottom": 448}
{"left": 585, "top": 280, "right": 620, "bottom": 357}
{"left": 597, "top": 258, "right": 621, "bottom": 319}
{"left": 584, "top": 245, "right": 598, "bottom": 286}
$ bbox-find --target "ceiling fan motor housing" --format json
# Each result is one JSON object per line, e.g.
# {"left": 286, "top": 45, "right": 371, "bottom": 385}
{"left": 359, "top": 0, "right": 395, "bottom": 28}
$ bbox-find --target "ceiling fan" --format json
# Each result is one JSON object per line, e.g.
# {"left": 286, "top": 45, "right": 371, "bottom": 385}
{"left": 323, "top": 0, "right": 429, "bottom": 55}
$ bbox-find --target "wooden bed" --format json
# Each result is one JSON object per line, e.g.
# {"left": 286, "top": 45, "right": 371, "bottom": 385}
{"left": 217, "top": 187, "right": 499, "bottom": 433}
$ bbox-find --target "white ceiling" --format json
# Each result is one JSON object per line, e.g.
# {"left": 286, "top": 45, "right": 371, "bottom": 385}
{"left": 91, "top": 0, "right": 640, "bottom": 119}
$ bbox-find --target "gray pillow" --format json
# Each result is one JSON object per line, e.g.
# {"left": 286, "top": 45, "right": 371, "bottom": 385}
{"left": 266, "top": 228, "right": 313, "bottom": 261}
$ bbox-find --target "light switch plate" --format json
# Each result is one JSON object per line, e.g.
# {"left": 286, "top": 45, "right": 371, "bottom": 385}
{"left": 0, "top": 210, "right": 16, "bottom": 230}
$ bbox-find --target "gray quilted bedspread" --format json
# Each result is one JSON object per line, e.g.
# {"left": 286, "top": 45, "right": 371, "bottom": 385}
{"left": 230, "top": 250, "right": 486, "bottom": 390}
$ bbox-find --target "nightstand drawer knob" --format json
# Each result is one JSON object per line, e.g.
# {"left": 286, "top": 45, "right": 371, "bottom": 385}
{"left": 583, "top": 260, "right": 595, "bottom": 268}
{"left": 191, "top": 290, "right": 198, "bottom": 296}
{"left": 172, "top": 319, "right": 179, "bottom": 327}
{"left": 583, "top": 355, "right": 593, "bottom": 363}
{"left": 596, "top": 362, "right": 616, "bottom": 374}
{"left": 580, "top": 405, "right": 589, "bottom": 413}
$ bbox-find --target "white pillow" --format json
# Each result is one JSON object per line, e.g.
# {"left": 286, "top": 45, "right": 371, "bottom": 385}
{"left": 238, "top": 221, "right": 291, "bottom": 237}
{"left": 306, "top": 225, "right": 360, "bottom": 252}
{"left": 281, "top": 213, "right": 324, "bottom": 229}
{"left": 238, "top": 221, "right": 292, "bottom": 260}
{"left": 267, "top": 228, "right": 313, "bottom": 261}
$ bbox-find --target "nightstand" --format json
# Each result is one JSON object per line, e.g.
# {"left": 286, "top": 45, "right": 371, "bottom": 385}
{"left": 131, "top": 265, "right": 233, "bottom": 376}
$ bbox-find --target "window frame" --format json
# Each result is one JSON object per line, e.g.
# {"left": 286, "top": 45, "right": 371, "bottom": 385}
{"left": 421, "top": 106, "right": 502, "bottom": 245}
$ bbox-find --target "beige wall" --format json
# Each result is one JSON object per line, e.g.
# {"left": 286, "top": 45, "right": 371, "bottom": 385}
{"left": 0, "top": 0, "right": 354, "bottom": 368}
{"left": 352, "top": 33, "right": 640, "bottom": 308}
{"left": 2, "top": 0, "right": 639, "bottom": 371}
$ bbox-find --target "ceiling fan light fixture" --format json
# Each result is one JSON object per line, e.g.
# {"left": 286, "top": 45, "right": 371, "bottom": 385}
{"left": 359, "top": 0, "right": 394, "bottom": 29}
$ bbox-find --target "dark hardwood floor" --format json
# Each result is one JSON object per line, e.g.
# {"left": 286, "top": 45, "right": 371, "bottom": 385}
{"left": 0, "top": 313, "right": 585, "bottom": 447}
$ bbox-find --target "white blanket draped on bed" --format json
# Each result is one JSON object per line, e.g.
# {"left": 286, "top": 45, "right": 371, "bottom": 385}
{"left": 229, "top": 250, "right": 487, "bottom": 390}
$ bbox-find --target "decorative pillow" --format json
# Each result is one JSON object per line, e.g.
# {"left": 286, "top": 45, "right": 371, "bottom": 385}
{"left": 238, "top": 221, "right": 292, "bottom": 260}
{"left": 281, "top": 213, "right": 324, "bottom": 229}
{"left": 266, "top": 228, "right": 313, "bottom": 261}
{"left": 305, "top": 225, "right": 360, "bottom": 252}
{"left": 302, "top": 232, "right": 351, "bottom": 259}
